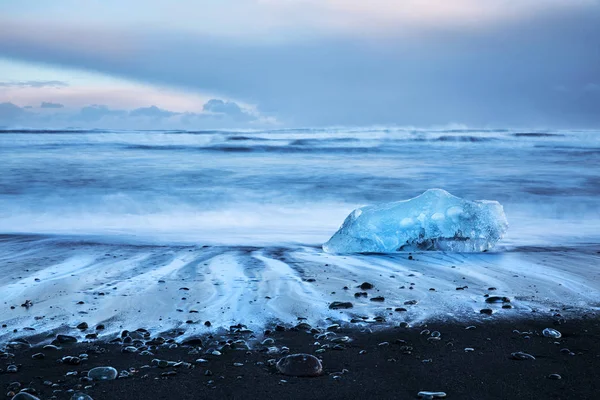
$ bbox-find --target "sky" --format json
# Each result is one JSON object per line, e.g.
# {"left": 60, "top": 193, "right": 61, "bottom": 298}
{"left": 0, "top": 0, "right": 599, "bottom": 129}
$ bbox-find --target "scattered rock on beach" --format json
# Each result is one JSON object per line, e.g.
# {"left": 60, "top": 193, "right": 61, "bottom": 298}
{"left": 276, "top": 353, "right": 323, "bottom": 377}
{"left": 359, "top": 282, "right": 374, "bottom": 290}
{"left": 11, "top": 393, "right": 40, "bottom": 400}
{"left": 511, "top": 352, "right": 536, "bottom": 361}
{"left": 88, "top": 366, "right": 118, "bottom": 380}
{"left": 71, "top": 393, "right": 93, "bottom": 400}
{"left": 418, "top": 391, "right": 447, "bottom": 399}
{"left": 485, "top": 296, "right": 511, "bottom": 303}
{"left": 543, "top": 328, "right": 562, "bottom": 339}
{"left": 329, "top": 302, "right": 353, "bottom": 310}
{"left": 56, "top": 334, "right": 77, "bottom": 344}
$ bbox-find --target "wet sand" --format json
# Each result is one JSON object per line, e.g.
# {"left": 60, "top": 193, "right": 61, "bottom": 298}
{"left": 1, "top": 235, "right": 600, "bottom": 345}
{"left": 1, "top": 316, "right": 599, "bottom": 400}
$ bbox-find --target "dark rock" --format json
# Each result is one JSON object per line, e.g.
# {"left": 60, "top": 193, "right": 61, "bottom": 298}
{"left": 276, "top": 354, "right": 323, "bottom": 377}
{"left": 11, "top": 393, "right": 40, "bottom": 400}
{"left": 394, "top": 307, "right": 407, "bottom": 312}
{"left": 359, "top": 282, "right": 374, "bottom": 290}
{"left": 56, "top": 335, "right": 77, "bottom": 344}
{"left": 485, "top": 296, "right": 511, "bottom": 303}
{"left": 77, "top": 322, "right": 88, "bottom": 330}
{"left": 61, "top": 356, "right": 81, "bottom": 365}
{"left": 354, "top": 292, "right": 368, "bottom": 298}
{"left": 480, "top": 308, "right": 493, "bottom": 315}
{"left": 182, "top": 337, "right": 203, "bottom": 347}
{"left": 370, "top": 296, "right": 385, "bottom": 302}
{"left": 88, "top": 366, "right": 118, "bottom": 380}
{"left": 31, "top": 352, "right": 45, "bottom": 360}
{"left": 329, "top": 302, "right": 353, "bottom": 310}
{"left": 511, "top": 352, "right": 535, "bottom": 360}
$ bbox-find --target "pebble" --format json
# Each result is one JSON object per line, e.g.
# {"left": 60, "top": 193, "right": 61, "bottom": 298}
{"left": 77, "top": 322, "right": 88, "bottom": 330}
{"left": 485, "top": 296, "right": 510, "bottom": 303}
{"left": 31, "top": 353, "right": 45, "bottom": 360}
{"left": 511, "top": 352, "right": 536, "bottom": 361}
{"left": 465, "top": 325, "right": 476, "bottom": 330}
{"left": 11, "top": 394, "right": 40, "bottom": 400}
{"left": 548, "top": 374, "right": 562, "bottom": 380}
{"left": 418, "top": 391, "right": 446, "bottom": 399}
{"left": 359, "top": 282, "right": 374, "bottom": 290}
{"left": 56, "top": 335, "right": 77, "bottom": 344}
{"left": 71, "top": 393, "right": 93, "bottom": 400}
{"left": 480, "top": 308, "right": 493, "bottom": 315}
{"left": 329, "top": 302, "right": 353, "bottom": 310}
{"left": 370, "top": 296, "right": 385, "bottom": 302}
{"left": 543, "top": 328, "right": 562, "bottom": 339}
{"left": 404, "top": 300, "right": 418, "bottom": 305}
{"left": 88, "top": 366, "right": 118, "bottom": 380}
{"left": 276, "top": 354, "right": 323, "bottom": 377}
{"left": 7, "top": 365, "right": 18, "bottom": 373}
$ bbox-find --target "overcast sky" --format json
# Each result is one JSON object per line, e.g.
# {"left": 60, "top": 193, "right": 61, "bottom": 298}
{"left": 1, "top": 0, "right": 599, "bottom": 129}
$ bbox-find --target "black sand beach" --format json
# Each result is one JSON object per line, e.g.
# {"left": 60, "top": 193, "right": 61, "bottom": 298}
{"left": 2, "top": 315, "right": 599, "bottom": 400}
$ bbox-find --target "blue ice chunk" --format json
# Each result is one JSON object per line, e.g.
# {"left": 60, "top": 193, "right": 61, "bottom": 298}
{"left": 323, "top": 189, "right": 508, "bottom": 253}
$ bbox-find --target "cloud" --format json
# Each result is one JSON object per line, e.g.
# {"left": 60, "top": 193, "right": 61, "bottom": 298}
{"left": 203, "top": 99, "right": 255, "bottom": 121}
{"left": 0, "top": 4, "right": 599, "bottom": 127}
{"left": 0, "top": 80, "right": 68, "bottom": 88}
{"left": 40, "top": 101, "right": 64, "bottom": 109}
{"left": 0, "top": 102, "right": 26, "bottom": 123}
{"left": 0, "top": 99, "right": 268, "bottom": 129}
{"left": 78, "top": 104, "right": 127, "bottom": 122}
{"left": 130, "top": 105, "right": 177, "bottom": 118}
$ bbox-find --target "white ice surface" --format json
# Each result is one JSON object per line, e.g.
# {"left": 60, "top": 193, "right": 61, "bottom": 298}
{"left": 324, "top": 189, "right": 508, "bottom": 253}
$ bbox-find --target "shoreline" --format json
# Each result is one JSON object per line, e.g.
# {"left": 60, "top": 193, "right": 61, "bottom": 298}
{"left": 2, "top": 315, "right": 599, "bottom": 399}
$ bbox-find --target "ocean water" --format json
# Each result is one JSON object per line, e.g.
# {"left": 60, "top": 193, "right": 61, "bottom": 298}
{"left": 1, "top": 128, "right": 599, "bottom": 340}
{"left": 1, "top": 128, "right": 599, "bottom": 246}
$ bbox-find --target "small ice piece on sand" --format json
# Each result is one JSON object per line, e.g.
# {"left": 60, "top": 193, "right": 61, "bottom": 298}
{"left": 88, "top": 366, "right": 118, "bottom": 380}
{"left": 418, "top": 391, "right": 447, "bottom": 399}
{"left": 542, "top": 328, "right": 562, "bottom": 339}
{"left": 276, "top": 354, "right": 323, "bottom": 377}
{"left": 323, "top": 189, "right": 508, "bottom": 253}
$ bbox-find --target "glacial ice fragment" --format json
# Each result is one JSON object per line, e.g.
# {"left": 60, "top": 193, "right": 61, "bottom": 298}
{"left": 323, "top": 189, "right": 508, "bottom": 253}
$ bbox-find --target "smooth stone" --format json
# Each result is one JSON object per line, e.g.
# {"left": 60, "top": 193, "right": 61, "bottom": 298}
{"left": 329, "top": 301, "right": 353, "bottom": 310}
{"left": 359, "top": 282, "right": 374, "bottom": 290}
{"left": 485, "top": 296, "right": 510, "bottom": 303}
{"left": 77, "top": 322, "right": 88, "bottom": 330}
{"left": 511, "top": 352, "right": 536, "bottom": 361}
{"left": 56, "top": 335, "right": 77, "bottom": 344}
{"left": 543, "top": 328, "right": 562, "bottom": 339}
{"left": 31, "top": 353, "right": 45, "bottom": 360}
{"left": 71, "top": 394, "right": 93, "bottom": 400}
{"left": 480, "top": 308, "right": 493, "bottom": 315}
{"left": 88, "top": 366, "right": 118, "bottom": 381}
{"left": 182, "top": 337, "right": 203, "bottom": 346}
{"left": 11, "top": 393, "right": 40, "bottom": 400}
{"left": 276, "top": 354, "right": 323, "bottom": 377}
{"left": 548, "top": 374, "right": 562, "bottom": 380}
{"left": 418, "top": 391, "right": 447, "bottom": 399}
